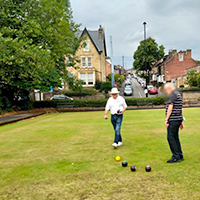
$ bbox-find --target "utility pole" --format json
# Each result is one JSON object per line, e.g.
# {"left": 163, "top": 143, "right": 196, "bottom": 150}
{"left": 122, "top": 55, "right": 125, "bottom": 75}
{"left": 110, "top": 36, "right": 114, "bottom": 88}
{"left": 143, "top": 22, "right": 148, "bottom": 98}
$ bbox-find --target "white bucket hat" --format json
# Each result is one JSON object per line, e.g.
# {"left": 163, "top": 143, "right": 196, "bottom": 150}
{"left": 110, "top": 87, "right": 119, "bottom": 94}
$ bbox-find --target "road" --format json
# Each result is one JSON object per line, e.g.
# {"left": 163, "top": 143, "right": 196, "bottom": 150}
{"left": 120, "top": 78, "right": 162, "bottom": 98}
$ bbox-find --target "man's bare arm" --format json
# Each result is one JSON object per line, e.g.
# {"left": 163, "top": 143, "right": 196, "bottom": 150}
{"left": 166, "top": 104, "right": 173, "bottom": 121}
{"left": 165, "top": 104, "right": 173, "bottom": 127}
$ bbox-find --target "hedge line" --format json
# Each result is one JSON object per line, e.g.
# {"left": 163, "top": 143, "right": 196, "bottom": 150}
{"left": 15, "top": 96, "right": 167, "bottom": 110}
{"left": 178, "top": 87, "right": 200, "bottom": 92}
{"left": 63, "top": 88, "right": 97, "bottom": 97}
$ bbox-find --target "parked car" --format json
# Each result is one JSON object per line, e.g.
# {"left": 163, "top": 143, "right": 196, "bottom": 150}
{"left": 125, "top": 85, "right": 133, "bottom": 89}
{"left": 147, "top": 85, "right": 154, "bottom": 91}
{"left": 141, "top": 81, "right": 146, "bottom": 88}
{"left": 149, "top": 87, "right": 158, "bottom": 95}
{"left": 125, "top": 80, "right": 131, "bottom": 86}
{"left": 124, "top": 87, "right": 133, "bottom": 96}
{"left": 50, "top": 95, "right": 73, "bottom": 100}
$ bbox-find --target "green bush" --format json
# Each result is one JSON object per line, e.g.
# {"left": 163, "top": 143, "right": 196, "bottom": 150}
{"left": 185, "top": 70, "right": 199, "bottom": 87}
{"left": 31, "top": 96, "right": 167, "bottom": 109}
{"left": 95, "top": 81, "right": 102, "bottom": 90}
{"left": 33, "top": 101, "right": 57, "bottom": 108}
{"left": 74, "top": 99, "right": 107, "bottom": 107}
{"left": 179, "top": 84, "right": 184, "bottom": 88}
{"left": 63, "top": 88, "right": 97, "bottom": 97}
{"left": 16, "top": 101, "right": 34, "bottom": 110}
{"left": 125, "top": 96, "right": 166, "bottom": 106}
{"left": 178, "top": 87, "right": 200, "bottom": 92}
{"left": 197, "top": 74, "right": 200, "bottom": 88}
{"left": 100, "top": 82, "right": 112, "bottom": 94}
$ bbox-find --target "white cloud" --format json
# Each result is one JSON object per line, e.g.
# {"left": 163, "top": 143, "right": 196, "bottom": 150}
{"left": 71, "top": 0, "right": 200, "bottom": 68}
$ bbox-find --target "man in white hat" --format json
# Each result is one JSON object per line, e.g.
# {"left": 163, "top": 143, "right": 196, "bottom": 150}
{"left": 104, "top": 88, "right": 128, "bottom": 148}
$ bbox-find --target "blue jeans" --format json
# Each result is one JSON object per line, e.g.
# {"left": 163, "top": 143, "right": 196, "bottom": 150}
{"left": 167, "top": 120, "right": 183, "bottom": 159}
{"left": 111, "top": 114, "right": 123, "bottom": 144}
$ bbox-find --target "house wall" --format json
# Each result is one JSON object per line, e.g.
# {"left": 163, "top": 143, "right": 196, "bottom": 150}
{"left": 171, "top": 65, "right": 200, "bottom": 88}
{"left": 165, "top": 50, "right": 197, "bottom": 81}
{"left": 171, "top": 76, "right": 186, "bottom": 88}
{"left": 67, "top": 33, "right": 106, "bottom": 87}
{"left": 99, "top": 46, "right": 106, "bottom": 82}
{"left": 106, "top": 61, "right": 111, "bottom": 76}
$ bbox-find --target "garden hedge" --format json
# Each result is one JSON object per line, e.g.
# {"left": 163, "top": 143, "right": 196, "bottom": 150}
{"left": 14, "top": 96, "right": 167, "bottom": 110}
{"left": 63, "top": 88, "right": 97, "bottom": 97}
{"left": 178, "top": 87, "right": 200, "bottom": 92}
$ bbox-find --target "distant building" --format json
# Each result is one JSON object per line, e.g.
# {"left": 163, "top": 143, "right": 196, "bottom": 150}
{"left": 67, "top": 25, "right": 107, "bottom": 87}
{"left": 151, "top": 49, "right": 198, "bottom": 87}
{"left": 126, "top": 68, "right": 134, "bottom": 75}
{"left": 114, "top": 65, "right": 125, "bottom": 75}
{"left": 172, "top": 64, "right": 200, "bottom": 87}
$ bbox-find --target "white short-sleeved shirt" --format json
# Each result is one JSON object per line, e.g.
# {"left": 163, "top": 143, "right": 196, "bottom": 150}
{"left": 105, "top": 95, "right": 127, "bottom": 115}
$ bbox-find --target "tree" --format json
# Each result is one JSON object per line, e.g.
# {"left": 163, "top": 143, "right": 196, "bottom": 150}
{"left": 100, "top": 82, "right": 112, "bottom": 98}
{"left": 133, "top": 37, "right": 165, "bottom": 71}
{"left": 197, "top": 74, "right": 200, "bottom": 88}
{"left": 107, "top": 74, "right": 111, "bottom": 81}
{"left": 107, "top": 73, "right": 124, "bottom": 84}
{"left": 185, "top": 70, "right": 199, "bottom": 87}
{"left": 0, "top": 0, "right": 80, "bottom": 102}
{"left": 114, "top": 74, "right": 124, "bottom": 85}
{"left": 67, "top": 76, "right": 84, "bottom": 92}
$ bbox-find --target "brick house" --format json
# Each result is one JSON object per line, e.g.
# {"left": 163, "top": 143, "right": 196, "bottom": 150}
{"left": 67, "top": 25, "right": 107, "bottom": 87}
{"left": 151, "top": 49, "right": 198, "bottom": 87}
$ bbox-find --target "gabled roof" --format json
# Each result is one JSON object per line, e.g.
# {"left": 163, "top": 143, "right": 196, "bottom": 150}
{"left": 77, "top": 28, "right": 107, "bottom": 56}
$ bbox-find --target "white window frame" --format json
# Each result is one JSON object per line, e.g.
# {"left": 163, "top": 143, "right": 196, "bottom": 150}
{"left": 80, "top": 73, "right": 86, "bottom": 85}
{"left": 88, "top": 57, "right": 92, "bottom": 67}
{"left": 81, "top": 57, "right": 92, "bottom": 68}
{"left": 82, "top": 57, "right": 86, "bottom": 68}
{"left": 179, "top": 54, "right": 184, "bottom": 61}
{"left": 83, "top": 41, "right": 89, "bottom": 52}
{"left": 87, "top": 73, "right": 94, "bottom": 85}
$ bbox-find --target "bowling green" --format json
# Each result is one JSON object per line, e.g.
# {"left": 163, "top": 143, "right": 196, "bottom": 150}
{"left": 0, "top": 108, "right": 200, "bottom": 200}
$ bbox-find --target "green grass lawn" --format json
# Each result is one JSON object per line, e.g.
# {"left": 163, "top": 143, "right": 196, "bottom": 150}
{"left": 0, "top": 108, "right": 200, "bottom": 200}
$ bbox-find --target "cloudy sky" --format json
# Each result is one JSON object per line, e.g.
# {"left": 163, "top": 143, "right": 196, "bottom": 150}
{"left": 71, "top": 0, "right": 200, "bottom": 69}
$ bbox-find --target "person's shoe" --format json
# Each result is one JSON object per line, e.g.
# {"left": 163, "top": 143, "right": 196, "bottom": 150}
{"left": 112, "top": 143, "right": 118, "bottom": 148}
{"left": 180, "top": 155, "right": 184, "bottom": 161}
{"left": 118, "top": 142, "right": 123, "bottom": 146}
{"left": 167, "top": 158, "right": 181, "bottom": 163}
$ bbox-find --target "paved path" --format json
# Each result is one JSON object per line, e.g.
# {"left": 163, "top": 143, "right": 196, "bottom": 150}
{"left": 0, "top": 113, "right": 44, "bottom": 126}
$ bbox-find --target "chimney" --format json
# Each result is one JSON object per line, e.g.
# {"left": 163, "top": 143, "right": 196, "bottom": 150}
{"left": 187, "top": 49, "right": 191, "bottom": 58}
{"left": 169, "top": 49, "right": 172, "bottom": 58}
{"left": 169, "top": 49, "right": 177, "bottom": 58}
{"left": 98, "top": 25, "right": 103, "bottom": 40}
{"left": 172, "top": 50, "right": 177, "bottom": 56}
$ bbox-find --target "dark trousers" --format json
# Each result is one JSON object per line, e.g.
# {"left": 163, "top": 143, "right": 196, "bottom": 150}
{"left": 167, "top": 120, "right": 183, "bottom": 159}
{"left": 111, "top": 114, "right": 123, "bottom": 144}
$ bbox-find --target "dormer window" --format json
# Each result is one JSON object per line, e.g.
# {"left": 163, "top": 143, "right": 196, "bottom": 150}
{"left": 179, "top": 54, "right": 184, "bottom": 61}
{"left": 83, "top": 41, "right": 89, "bottom": 52}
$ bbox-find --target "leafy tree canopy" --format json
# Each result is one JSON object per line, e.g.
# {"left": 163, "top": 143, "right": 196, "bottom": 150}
{"left": 133, "top": 37, "right": 165, "bottom": 71}
{"left": 185, "top": 70, "right": 199, "bottom": 87}
{"left": 0, "top": 0, "right": 80, "bottom": 99}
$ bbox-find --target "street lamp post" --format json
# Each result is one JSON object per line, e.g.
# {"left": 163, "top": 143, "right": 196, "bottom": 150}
{"left": 143, "top": 22, "right": 148, "bottom": 98}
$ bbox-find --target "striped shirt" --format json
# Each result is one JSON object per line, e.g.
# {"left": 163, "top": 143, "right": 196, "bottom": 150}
{"left": 166, "top": 90, "right": 183, "bottom": 121}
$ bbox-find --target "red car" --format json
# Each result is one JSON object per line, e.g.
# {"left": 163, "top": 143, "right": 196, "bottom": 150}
{"left": 149, "top": 87, "right": 158, "bottom": 94}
